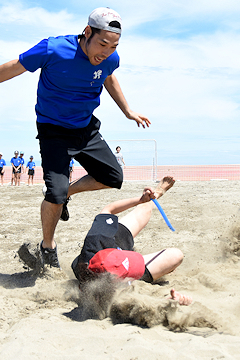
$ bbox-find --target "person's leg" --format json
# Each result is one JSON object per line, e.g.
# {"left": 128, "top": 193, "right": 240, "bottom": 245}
{"left": 143, "top": 248, "right": 183, "bottom": 281}
{"left": 68, "top": 174, "right": 110, "bottom": 197}
{"left": 41, "top": 201, "right": 63, "bottom": 249}
{"left": 68, "top": 117, "right": 123, "bottom": 197}
{"left": 28, "top": 175, "right": 30, "bottom": 186}
{"left": 17, "top": 172, "right": 20, "bottom": 186}
{"left": 39, "top": 137, "right": 71, "bottom": 249}
{"left": 14, "top": 172, "right": 18, "bottom": 186}
{"left": 31, "top": 175, "right": 34, "bottom": 185}
{"left": 119, "top": 177, "right": 175, "bottom": 238}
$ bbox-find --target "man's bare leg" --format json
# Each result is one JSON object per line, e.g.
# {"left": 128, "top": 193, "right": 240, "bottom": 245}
{"left": 119, "top": 176, "right": 175, "bottom": 238}
{"left": 41, "top": 201, "right": 62, "bottom": 249}
{"left": 67, "top": 174, "right": 110, "bottom": 197}
{"left": 143, "top": 248, "right": 183, "bottom": 281}
{"left": 41, "top": 175, "right": 110, "bottom": 249}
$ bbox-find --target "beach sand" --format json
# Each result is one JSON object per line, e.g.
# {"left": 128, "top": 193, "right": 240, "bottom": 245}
{"left": 0, "top": 180, "right": 240, "bottom": 359}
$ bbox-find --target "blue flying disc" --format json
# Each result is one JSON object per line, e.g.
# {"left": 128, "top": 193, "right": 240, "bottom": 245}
{"left": 151, "top": 198, "right": 175, "bottom": 231}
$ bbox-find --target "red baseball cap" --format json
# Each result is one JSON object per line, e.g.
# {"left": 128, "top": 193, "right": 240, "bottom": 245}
{"left": 88, "top": 249, "right": 145, "bottom": 280}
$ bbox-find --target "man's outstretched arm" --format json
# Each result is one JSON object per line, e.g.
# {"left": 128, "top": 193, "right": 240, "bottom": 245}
{"left": 100, "top": 187, "right": 156, "bottom": 215}
{"left": 0, "top": 59, "right": 27, "bottom": 83}
{"left": 104, "top": 73, "right": 151, "bottom": 129}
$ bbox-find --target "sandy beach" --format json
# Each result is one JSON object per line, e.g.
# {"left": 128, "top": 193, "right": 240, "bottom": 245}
{"left": 0, "top": 180, "right": 240, "bottom": 359}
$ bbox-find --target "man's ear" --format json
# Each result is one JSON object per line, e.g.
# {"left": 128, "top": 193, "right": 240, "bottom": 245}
{"left": 84, "top": 25, "right": 92, "bottom": 40}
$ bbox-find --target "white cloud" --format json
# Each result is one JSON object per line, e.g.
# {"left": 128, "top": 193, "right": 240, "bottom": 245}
{"left": 1, "top": 0, "right": 240, "bottom": 164}
{"left": 0, "top": 3, "right": 86, "bottom": 41}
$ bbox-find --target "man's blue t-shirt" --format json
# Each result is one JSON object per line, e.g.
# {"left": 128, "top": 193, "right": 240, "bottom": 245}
{"left": 19, "top": 35, "right": 120, "bottom": 129}
{"left": 11, "top": 157, "right": 21, "bottom": 167}
{"left": 0, "top": 159, "right": 6, "bottom": 167}
{"left": 27, "top": 161, "right": 35, "bottom": 170}
{"left": 19, "top": 157, "right": 24, "bottom": 165}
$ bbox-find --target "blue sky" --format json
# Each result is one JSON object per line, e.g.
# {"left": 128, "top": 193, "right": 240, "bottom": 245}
{"left": 0, "top": 0, "right": 240, "bottom": 165}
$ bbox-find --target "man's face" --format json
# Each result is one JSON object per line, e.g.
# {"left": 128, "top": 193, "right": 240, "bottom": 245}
{"left": 14, "top": 152, "right": 18, "bottom": 158}
{"left": 84, "top": 27, "right": 120, "bottom": 66}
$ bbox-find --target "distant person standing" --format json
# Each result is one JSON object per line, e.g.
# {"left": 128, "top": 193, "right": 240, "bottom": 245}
{"left": 19, "top": 151, "right": 25, "bottom": 183}
{"left": 115, "top": 146, "right": 125, "bottom": 170}
{"left": 11, "top": 151, "right": 21, "bottom": 186}
{"left": 69, "top": 159, "right": 75, "bottom": 183}
{"left": 26, "top": 156, "right": 36, "bottom": 185}
{"left": 0, "top": 152, "right": 6, "bottom": 186}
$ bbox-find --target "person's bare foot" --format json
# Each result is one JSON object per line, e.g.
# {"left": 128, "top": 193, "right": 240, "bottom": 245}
{"left": 154, "top": 176, "right": 175, "bottom": 199}
{"left": 168, "top": 288, "right": 192, "bottom": 306}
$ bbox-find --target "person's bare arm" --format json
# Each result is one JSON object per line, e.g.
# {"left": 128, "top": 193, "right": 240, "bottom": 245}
{"left": 100, "top": 187, "right": 155, "bottom": 215}
{"left": 0, "top": 59, "right": 27, "bottom": 83}
{"left": 104, "top": 73, "right": 151, "bottom": 129}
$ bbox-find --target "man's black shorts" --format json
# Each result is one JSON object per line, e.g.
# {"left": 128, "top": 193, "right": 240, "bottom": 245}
{"left": 116, "top": 223, "right": 153, "bottom": 283}
{"left": 0, "top": 167, "right": 3, "bottom": 175}
{"left": 12, "top": 168, "right": 21, "bottom": 174}
{"left": 28, "top": 169, "right": 35, "bottom": 176}
{"left": 37, "top": 115, "right": 123, "bottom": 204}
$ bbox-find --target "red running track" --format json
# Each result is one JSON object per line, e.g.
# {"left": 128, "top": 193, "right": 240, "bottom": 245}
{"left": 1, "top": 165, "right": 240, "bottom": 184}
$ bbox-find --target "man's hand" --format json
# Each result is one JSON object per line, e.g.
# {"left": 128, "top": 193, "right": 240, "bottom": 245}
{"left": 126, "top": 110, "right": 151, "bottom": 129}
{"left": 139, "top": 187, "right": 156, "bottom": 203}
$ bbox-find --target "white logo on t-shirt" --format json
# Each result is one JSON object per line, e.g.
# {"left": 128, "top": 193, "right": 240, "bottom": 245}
{"left": 93, "top": 70, "right": 102, "bottom": 79}
{"left": 106, "top": 218, "right": 114, "bottom": 225}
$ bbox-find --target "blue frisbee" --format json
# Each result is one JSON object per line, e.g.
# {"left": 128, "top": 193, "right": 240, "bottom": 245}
{"left": 151, "top": 198, "right": 175, "bottom": 232}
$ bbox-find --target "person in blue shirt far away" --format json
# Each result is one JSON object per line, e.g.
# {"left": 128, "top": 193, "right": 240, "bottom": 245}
{"left": 26, "top": 156, "right": 36, "bottom": 186}
{"left": 0, "top": 152, "right": 6, "bottom": 186}
{"left": 19, "top": 151, "right": 25, "bottom": 184}
{"left": 10, "top": 151, "right": 22, "bottom": 186}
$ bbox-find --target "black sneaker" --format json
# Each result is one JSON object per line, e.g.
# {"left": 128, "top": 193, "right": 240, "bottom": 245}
{"left": 40, "top": 241, "right": 61, "bottom": 268}
{"left": 60, "top": 197, "right": 71, "bottom": 221}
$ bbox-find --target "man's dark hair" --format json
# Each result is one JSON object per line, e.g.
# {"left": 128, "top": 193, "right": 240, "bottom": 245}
{"left": 79, "top": 26, "right": 101, "bottom": 44}
{"left": 88, "top": 26, "right": 101, "bottom": 43}
{"left": 108, "top": 21, "right": 121, "bottom": 30}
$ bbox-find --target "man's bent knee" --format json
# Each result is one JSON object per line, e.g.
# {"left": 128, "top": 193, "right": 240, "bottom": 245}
{"left": 44, "top": 179, "right": 69, "bottom": 204}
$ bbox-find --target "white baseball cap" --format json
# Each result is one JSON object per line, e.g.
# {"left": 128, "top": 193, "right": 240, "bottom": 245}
{"left": 88, "top": 7, "right": 122, "bottom": 34}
